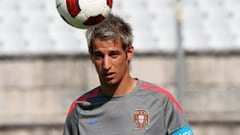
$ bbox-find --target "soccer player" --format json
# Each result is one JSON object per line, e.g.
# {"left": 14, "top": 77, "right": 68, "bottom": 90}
{"left": 63, "top": 14, "right": 193, "bottom": 135}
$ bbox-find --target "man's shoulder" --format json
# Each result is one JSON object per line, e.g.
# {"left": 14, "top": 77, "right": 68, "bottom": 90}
{"left": 138, "top": 80, "right": 183, "bottom": 113}
{"left": 138, "top": 80, "right": 170, "bottom": 96}
{"left": 78, "top": 86, "right": 101, "bottom": 101}
{"left": 66, "top": 86, "right": 101, "bottom": 115}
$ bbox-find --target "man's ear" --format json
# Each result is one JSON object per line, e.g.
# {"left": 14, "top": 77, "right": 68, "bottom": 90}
{"left": 127, "top": 45, "right": 134, "bottom": 62}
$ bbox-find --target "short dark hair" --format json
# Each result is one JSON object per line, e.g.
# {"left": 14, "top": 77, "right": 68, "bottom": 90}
{"left": 85, "top": 14, "right": 133, "bottom": 54}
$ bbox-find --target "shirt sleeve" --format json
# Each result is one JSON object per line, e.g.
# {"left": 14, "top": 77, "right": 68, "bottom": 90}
{"left": 63, "top": 104, "right": 80, "bottom": 135}
{"left": 171, "top": 125, "right": 193, "bottom": 135}
{"left": 164, "top": 97, "right": 193, "bottom": 135}
{"left": 63, "top": 117, "right": 71, "bottom": 135}
{"left": 63, "top": 114, "right": 79, "bottom": 135}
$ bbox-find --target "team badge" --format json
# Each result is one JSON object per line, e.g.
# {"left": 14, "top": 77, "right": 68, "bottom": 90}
{"left": 133, "top": 110, "right": 149, "bottom": 129}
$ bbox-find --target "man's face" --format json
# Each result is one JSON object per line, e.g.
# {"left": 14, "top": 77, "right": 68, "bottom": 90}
{"left": 91, "top": 38, "right": 133, "bottom": 86}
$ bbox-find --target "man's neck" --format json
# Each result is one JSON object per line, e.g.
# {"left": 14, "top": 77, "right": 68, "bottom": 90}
{"left": 100, "top": 76, "right": 137, "bottom": 97}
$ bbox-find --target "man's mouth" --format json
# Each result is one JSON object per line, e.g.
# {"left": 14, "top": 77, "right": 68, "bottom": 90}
{"left": 104, "top": 72, "right": 115, "bottom": 79}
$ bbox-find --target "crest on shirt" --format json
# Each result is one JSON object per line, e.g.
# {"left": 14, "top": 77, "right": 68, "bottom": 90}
{"left": 133, "top": 109, "right": 149, "bottom": 129}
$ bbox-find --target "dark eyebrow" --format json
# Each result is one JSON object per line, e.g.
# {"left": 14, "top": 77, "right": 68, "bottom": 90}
{"left": 109, "top": 50, "right": 121, "bottom": 55}
{"left": 92, "top": 49, "right": 102, "bottom": 54}
{"left": 92, "top": 51, "right": 103, "bottom": 56}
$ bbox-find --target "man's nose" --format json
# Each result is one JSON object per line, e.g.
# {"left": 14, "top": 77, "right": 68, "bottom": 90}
{"left": 103, "top": 56, "right": 111, "bottom": 70}
{"left": 103, "top": 56, "right": 112, "bottom": 70}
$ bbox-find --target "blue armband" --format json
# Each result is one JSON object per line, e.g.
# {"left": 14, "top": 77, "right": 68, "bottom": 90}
{"left": 171, "top": 125, "right": 193, "bottom": 135}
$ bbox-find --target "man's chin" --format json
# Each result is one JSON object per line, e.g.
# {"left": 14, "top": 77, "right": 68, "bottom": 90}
{"left": 105, "top": 80, "right": 115, "bottom": 85}
{"left": 102, "top": 79, "right": 119, "bottom": 86}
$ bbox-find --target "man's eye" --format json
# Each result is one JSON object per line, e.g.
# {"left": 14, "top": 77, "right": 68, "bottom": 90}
{"left": 110, "top": 52, "right": 119, "bottom": 58}
{"left": 111, "top": 54, "right": 118, "bottom": 58}
{"left": 93, "top": 53, "right": 103, "bottom": 60}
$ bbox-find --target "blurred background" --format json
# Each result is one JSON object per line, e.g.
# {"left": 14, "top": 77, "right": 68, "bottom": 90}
{"left": 0, "top": 0, "right": 240, "bottom": 134}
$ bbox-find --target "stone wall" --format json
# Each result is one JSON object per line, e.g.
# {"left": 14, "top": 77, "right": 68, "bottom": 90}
{"left": 0, "top": 54, "right": 240, "bottom": 135}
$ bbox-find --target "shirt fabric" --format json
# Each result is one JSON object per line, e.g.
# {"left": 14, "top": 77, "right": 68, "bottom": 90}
{"left": 63, "top": 79, "right": 190, "bottom": 135}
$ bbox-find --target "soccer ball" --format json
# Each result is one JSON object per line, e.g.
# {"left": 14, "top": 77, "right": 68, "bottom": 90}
{"left": 56, "top": 0, "right": 113, "bottom": 29}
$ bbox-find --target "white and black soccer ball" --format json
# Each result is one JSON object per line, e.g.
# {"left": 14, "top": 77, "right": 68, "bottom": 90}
{"left": 56, "top": 0, "right": 113, "bottom": 29}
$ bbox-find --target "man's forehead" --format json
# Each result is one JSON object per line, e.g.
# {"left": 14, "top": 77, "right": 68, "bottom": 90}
{"left": 93, "top": 39, "right": 122, "bottom": 49}
{"left": 92, "top": 46, "right": 122, "bottom": 54}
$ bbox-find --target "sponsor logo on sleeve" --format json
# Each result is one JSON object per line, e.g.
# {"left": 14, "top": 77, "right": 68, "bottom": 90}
{"left": 171, "top": 125, "right": 193, "bottom": 135}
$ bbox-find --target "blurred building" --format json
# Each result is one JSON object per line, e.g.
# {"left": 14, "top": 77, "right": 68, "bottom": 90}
{"left": 0, "top": 0, "right": 240, "bottom": 134}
